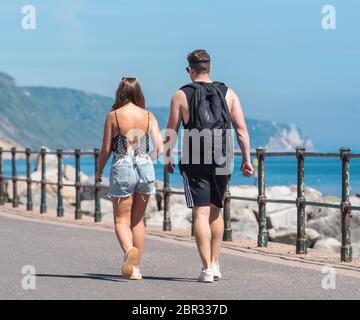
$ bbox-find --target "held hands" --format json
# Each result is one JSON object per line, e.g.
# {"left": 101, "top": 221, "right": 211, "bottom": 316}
{"left": 95, "top": 171, "right": 102, "bottom": 183}
{"left": 165, "top": 156, "right": 175, "bottom": 174}
{"left": 241, "top": 160, "right": 254, "bottom": 177}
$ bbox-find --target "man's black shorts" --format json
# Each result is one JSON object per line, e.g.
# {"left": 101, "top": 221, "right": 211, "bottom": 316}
{"left": 180, "top": 164, "right": 230, "bottom": 209}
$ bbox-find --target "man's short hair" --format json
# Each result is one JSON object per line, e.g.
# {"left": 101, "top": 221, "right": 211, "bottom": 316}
{"left": 187, "top": 49, "right": 211, "bottom": 74}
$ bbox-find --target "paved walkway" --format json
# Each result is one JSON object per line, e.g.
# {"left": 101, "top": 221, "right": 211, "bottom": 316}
{"left": 1, "top": 206, "right": 360, "bottom": 300}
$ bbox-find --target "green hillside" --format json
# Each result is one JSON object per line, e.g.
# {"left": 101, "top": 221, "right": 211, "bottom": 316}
{"left": 0, "top": 72, "right": 110, "bottom": 149}
{"left": 0, "top": 72, "right": 313, "bottom": 151}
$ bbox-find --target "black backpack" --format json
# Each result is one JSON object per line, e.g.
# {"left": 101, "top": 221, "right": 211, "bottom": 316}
{"left": 180, "top": 82, "right": 233, "bottom": 167}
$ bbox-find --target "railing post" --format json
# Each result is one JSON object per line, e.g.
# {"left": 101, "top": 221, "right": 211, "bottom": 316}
{"left": 163, "top": 167, "right": 171, "bottom": 231}
{"left": 57, "top": 149, "right": 64, "bottom": 217}
{"left": 11, "top": 147, "right": 19, "bottom": 208}
{"left": 75, "top": 149, "right": 82, "bottom": 220}
{"left": 296, "top": 147, "right": 307, "bottom": 254}
{"left": 25, "top": 148, "right": 33, "bottom": 211}
{"left": 257, "top": 147, "right": 268, "bottom": 247}
{"left": 94, "top": 148, "right": 102, "bottom": 223}
{"left": 0, "top": 147, "right": 5, "bottom": 205}
{"left": 40, "top": 148, "right": 47, "bottom": 213}
{"left": 223, "top": 182, "right": 232, "bottom": 241}
{"left": 340, "top": 147, "right": 352, "bottom": 262}
{"left": 144, "top": 211, "right": 147, "bottom": 227}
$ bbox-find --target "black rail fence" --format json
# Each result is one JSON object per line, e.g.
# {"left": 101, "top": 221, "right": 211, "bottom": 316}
{"left": 0, "top": 146, "right": 360, "bottom": 262}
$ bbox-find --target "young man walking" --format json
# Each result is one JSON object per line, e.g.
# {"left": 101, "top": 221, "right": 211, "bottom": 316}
{"left": 165, "top": 49, "right": 254, "bottom": 283}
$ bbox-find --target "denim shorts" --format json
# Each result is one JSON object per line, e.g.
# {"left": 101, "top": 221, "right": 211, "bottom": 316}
{"left": 107, "top": 152, "right": 156, "bottom": 198}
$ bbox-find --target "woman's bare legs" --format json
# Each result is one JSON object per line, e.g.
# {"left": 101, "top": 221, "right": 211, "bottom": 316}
{"left": 112, "top": 193, "right": 149, "bottom": 269}
{"left": 131, "top": 192, "right": 150, "bottom": 267}
{"left": 113, "top": 196, "right": 133, "bottom": 253}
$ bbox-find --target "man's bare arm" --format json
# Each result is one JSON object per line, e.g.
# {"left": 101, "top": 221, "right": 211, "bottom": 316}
{"left": 227, "top": 88, "right": 253, "bottom": 175}
{"left": 164, "top": 90, "right": 183, "bottom": 172}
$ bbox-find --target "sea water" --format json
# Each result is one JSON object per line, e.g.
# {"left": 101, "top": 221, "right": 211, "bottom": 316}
{"left": 2, "top": 155, "right": 360, "bottom": 198}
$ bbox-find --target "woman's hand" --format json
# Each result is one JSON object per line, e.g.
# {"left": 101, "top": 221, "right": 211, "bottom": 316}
{"left": 241, "top": 161, "right": 254, "bottom": 177}
{"left": 164, "top": 156, "right": 175, "bottom": 174}
{"left": 95, "top": 171, "right": 102, "bottom": 183}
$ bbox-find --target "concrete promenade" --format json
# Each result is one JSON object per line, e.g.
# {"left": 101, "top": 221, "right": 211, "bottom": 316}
{"left": 1, "top": 204, "right": 360, "bottom": 300}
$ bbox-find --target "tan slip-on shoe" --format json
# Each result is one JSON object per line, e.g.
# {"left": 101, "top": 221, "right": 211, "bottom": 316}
{"left": 122, "top": 247, "right": 138, "bottom": 279}
{"left": 130, "top": 266, "right": 143, "bottom": 280}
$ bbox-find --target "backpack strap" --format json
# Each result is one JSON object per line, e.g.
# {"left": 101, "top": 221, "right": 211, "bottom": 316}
{"left": 180, "top": 82, "right": 202, "bottom": 91}
{"left": 180, "top": 81, "right": 226, "bottom": 91}
{"left": 211, "top": 83, "right": 232, "bottom": 128}
{"left": 211, "top": 82, "right": 227, "bottom": 97}
{"left": 212, "top": 81, "right": 225, "bottom": 87}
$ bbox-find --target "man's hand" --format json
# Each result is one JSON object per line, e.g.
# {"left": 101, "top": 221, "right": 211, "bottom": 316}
{"left": 164, "top": 156, "right": 175, "bottom": 174}
{"left": 241, "top": 161, "right": 254, "bottom": 177}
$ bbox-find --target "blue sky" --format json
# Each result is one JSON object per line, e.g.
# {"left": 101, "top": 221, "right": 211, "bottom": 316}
{"left": 0, "top": 0, "right": 359, "bottom": 150}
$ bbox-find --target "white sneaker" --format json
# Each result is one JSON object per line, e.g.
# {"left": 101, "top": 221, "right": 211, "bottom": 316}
{"left": 212, "top": 264, "right": 222, "bottom": 281}
{"left": 197, "top": 268, "right": 214, "bottom": 283}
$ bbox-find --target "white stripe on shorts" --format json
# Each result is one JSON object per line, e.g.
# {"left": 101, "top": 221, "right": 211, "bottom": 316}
{"left": 183, "top": 173, "right": 192, "bottom": 208}
{"left": 181, "top": 172, "right": 190, "bottom": 206}
{"left": 182, "top": 172, "right": 194, "bottom": 208}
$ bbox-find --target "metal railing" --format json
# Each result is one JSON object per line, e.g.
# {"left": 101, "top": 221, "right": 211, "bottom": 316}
{"left": 0, "top": 147, "right": 102, "bottom": 222}
{"left": 160, "top": 147, "right": 360, "bottom": 263}
{"left": 0, "top": 146, "right": 359, "bottom": 262}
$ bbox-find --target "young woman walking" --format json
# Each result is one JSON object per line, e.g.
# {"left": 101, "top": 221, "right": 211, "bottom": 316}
{"left": 96, "top": 77, "right": 163, "bottom": 280}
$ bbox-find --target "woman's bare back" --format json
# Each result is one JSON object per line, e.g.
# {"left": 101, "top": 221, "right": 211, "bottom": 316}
{"left": 111, "top": 104, "right": 150, "bottom": 143}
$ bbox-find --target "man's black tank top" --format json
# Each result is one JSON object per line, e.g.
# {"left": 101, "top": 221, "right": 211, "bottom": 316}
{"left": 180, "top": 81, "right": 228, "bottom": 127}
